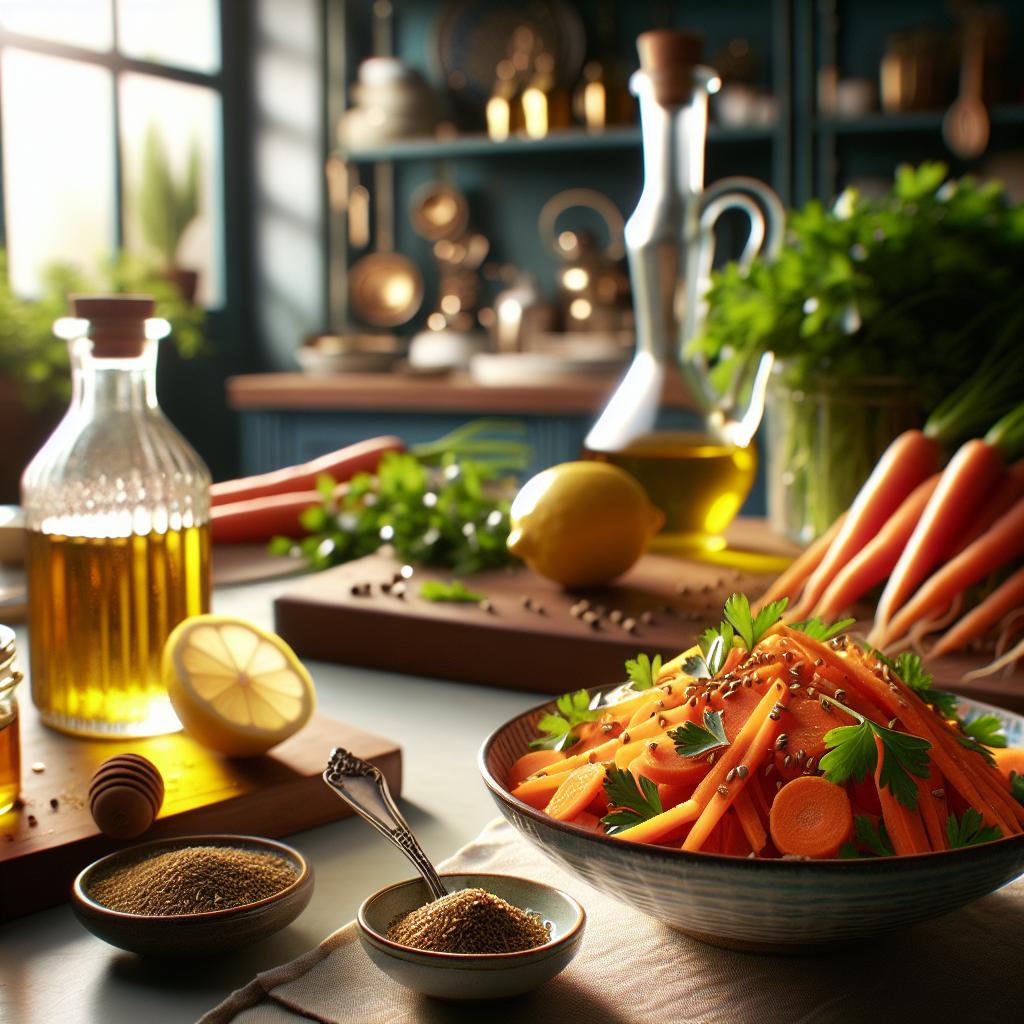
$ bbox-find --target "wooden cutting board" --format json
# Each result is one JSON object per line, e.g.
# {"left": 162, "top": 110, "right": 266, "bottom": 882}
{"left": 0, "top": 702, "right": 401, "bottom": 921}
{"left": 273, "top": 528, "right": 1024, "bottom": 712}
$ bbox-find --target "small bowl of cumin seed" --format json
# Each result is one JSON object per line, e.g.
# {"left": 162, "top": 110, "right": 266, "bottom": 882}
{"left": 71, "top": 834, "right": 313, "bottom": 956}
{"left": 357, "top": 872, "right": 585, "bottom": 1000}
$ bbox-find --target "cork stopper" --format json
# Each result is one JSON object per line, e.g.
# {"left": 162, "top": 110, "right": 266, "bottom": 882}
{"left": 71, "top": 294, "right": 155, "bottom": 358}
{"left": 636, "top": 29, "right": 704, "bottom": 105}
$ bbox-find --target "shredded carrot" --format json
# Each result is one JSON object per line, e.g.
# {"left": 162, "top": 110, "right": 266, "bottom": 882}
{"left": 874, "top": 736, "right": 930, "bottom": 855}
{"left": 733, "top": 789, "right": 768, "bottom": 853}
{"left": 508, "top": 750, "right": 565, "bottom": 789}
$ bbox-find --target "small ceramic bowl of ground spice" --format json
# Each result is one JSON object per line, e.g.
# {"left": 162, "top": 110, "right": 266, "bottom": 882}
{"left": 71, "top": 834, "right": 313, "bottom": 956}
{"left": 357, "top": 872, "right": 585, "bottom": 1001}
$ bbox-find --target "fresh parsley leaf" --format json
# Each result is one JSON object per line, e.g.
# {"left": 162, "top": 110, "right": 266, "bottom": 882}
{"left": 840, "top": 815, "right": 896, "bottom": 858}
{"left": 670, "top": 709, "right": 730, "bottom": 758}
{"left": 600, "top": 767, "right": 663, "bottom": 834}
{"left": 684, "top": 622, "right": 737, "bottom": 679}
{"left": 418, "top": 579, "right": 487, "bottom": 603}
{"left": 529, "top": 689, "right": 601, "bottom": 751}
{"left": 625, "top": 653, "right": 663, "bottom": 692}
{"left": 818, "top": 697, "right": 931, "bottom": 809}
{"left": 871, "top": 649, "right": 959, "bottom": 720}
{"left": 682, "top": 653, "right": 712, "bottom": 679}
{"left": 962, "top": 714, "right": 1008, "bottom": 749}
{"left": 1010, "top": 771, "right": 1024, "bottom": 807}
{"left": 947, "top": 808, "right": 1002, "bottom": 849}
{"left": 723, "top": 593, "right": 787, "bottom": 651}
{"left": 789, "top": 616, "right": 856, "bottom": 643}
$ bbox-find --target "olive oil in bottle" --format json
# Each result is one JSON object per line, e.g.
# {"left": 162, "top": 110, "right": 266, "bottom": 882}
{"left": 21, "top": 296, "right": 211, "bottom": 738}
{"left": 586, "top": 431, "right": 757, "bottom": 553}
{"left": 26, "top": 525, "right": 210, "bottom": 737}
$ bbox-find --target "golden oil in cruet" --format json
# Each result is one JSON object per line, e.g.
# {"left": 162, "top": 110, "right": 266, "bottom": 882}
{"left": 21, "top": 296, "right": 211, "bottom": 738}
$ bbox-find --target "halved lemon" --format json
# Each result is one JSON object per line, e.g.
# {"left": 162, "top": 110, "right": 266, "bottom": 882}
{"left": 163, "top": 615, "right": 315, "bottom": 757}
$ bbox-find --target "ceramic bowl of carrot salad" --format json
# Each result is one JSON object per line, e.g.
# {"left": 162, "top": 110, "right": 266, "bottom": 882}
{"left": 480, "top": 594, "right": 1024, "bottom": 952}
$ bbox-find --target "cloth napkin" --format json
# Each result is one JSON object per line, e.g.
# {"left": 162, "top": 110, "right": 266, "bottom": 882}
{"left": 201, "top": 819, "right": 1024, "bottom": 1024}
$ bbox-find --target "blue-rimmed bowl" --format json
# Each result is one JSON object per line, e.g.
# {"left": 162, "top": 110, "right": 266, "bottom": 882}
{"left": 480, "top": 692, "right": 1024, "bottom": 953}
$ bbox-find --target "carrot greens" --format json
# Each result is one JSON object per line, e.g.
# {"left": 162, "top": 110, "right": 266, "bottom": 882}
{"left": 626, "top": 653, "right": 663, "bottom": 692}
{"left": 601, "top": 768, "right": 663, "bottom": 834}
{"left": 818, "top": 697, "right": 932, "bottom": 809}
{"left": 529, "top": 690, "right": 602, "bottom": 751}
{"left": 947, "top": 808, "right": 1001, "bottom": 849}
{"left": 670, "top": 710, "right": 730, "bottom": 758}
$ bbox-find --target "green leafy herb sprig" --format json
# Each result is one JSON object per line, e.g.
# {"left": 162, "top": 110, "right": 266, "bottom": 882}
{"left": 670, "top": 710, "right": 730, "bottom": 758}
{"left": 601, "top": 767, "right": 663, "bottom": 834}
{"left": 418, "top": 580, "right": 486, "bottom": 604}
{"left": 270, "top": 420, "right": 529, "bottom": 574}
{"left": 840, "top": 815, "right": 895, "bottom": 859}
{"left": 818, "top": 695, "right": 932, "bottom": 809}
{"left": 683, "top": 593, "right": 788, "bottom": 678}
{"left": 947, "top": 808, "right": 1001, "bottom": 848}
{"left": 625, "top": 653, "right": 662, "bottom": 691}
{"left": 529, "top": 690, "right": 602, "bottom": 751}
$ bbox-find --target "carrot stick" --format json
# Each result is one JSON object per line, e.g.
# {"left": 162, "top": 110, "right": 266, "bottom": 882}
{"left": 508, "top": 750, "right": 565, "bottom": 788}
{"left": 929, "top": 565, "right": 1024, "bottom": 659}
{"left": 544, "top": 762, "right": 607, "bottom": 821}
{"left": 789, "top": 430, "right": 942, "bottom": 619}
{"left": 211, "top": 436, "right": 404, "bottom": 505}
{"left": 753, "top": 512, "right": 847, "bottom": 614}
{"left": 768, "top": 776, "right": 854, "bottom": 858}
{"left": 682, "top": 686, "right": 786, "bottom": 851}
{"left": 878, "top": 497, "right": 1024, "bottom": 649}
{"left": 915, "top": 767, "right": 949, "bottom": 852}
{"left": 812, "top": 474, "right": 940, "bottom": 620}
{"left": 875, "top": 737, "right": 931, "bottom": 855}
{"left": 510, "top": 773, "right": 565, "bottom": 809}
{"left": 869, "top": 438, "right": 1005, "bottom": 646}
{"left": 210, "top": 490, "right": 322, "bottom": 544}
{"left": 613, "top": 680, "right": 787, "bottom": 844}
{"left": 733, "top": 788, "right": 768, "bottom": 853}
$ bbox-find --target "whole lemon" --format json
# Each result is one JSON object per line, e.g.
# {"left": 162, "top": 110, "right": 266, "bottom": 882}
{"left": 507, "top": 461, "right": 665, "bottom": 588}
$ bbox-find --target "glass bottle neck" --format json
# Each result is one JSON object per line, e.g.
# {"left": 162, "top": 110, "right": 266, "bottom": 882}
{"left": 70, "top": 337, "right": 160, "bottom": 416}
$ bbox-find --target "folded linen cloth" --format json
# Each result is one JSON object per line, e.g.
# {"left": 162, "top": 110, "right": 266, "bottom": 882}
{"left": 201, "top": 818, "right": 1024, "bottom": 1024}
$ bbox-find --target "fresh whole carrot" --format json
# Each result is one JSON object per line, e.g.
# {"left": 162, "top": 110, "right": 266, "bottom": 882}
{"left": 768, "top": 776, "right": 854, "bottom": 859}
{"left": 929, "top": 565, "right": 1024, "bottom": 659}
{"left": 949, "top": 460, "right": 1024, "bottom": 556}
{"left": 812, "top": 474, "right": 940, "bottom": 621}
{"left": 210, "top": 490, "right": 322, "bottom": 544}
{"left": 210, "top": 436, "right": 404, "bottom": 505}
{"left": 789, "top": 430, "right": 943, "bottom": 620}
{"left": 868, "top": 438, "right": 1005, "bottom": 647}
{"left": 878, "top": 497, "right": 1024, "bottom": 650}
{"left": 752, "top": 512, "right": 846, "bottom": 614}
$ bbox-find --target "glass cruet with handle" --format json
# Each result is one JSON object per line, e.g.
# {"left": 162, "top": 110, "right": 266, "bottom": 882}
{"left": 21, "top": 295, "right": 211, "bottom": 738}
{"left": 585, "top": 29, "right": 784, "bottom": 555}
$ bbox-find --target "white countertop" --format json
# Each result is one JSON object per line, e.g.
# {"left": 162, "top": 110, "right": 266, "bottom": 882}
{"left": 0, "top": 575, "right": 540, "bottom": 1024}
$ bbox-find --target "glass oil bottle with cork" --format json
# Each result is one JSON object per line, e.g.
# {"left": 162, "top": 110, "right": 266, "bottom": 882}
{"left": 585, "top": 30, "right": 784, "bottom": 555}
{"left": 21, "top": 296, "right": 211, "bottom": 738}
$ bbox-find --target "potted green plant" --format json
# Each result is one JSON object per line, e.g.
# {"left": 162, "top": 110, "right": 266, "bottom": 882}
{"left": 694, "top": 162, "right": 1024, "bottom": 542}
{"left": 0, "top": 251, "right": 205, "bottom": 501}
{"left": 137, "top": 122, "right": 202, "bottom": 303}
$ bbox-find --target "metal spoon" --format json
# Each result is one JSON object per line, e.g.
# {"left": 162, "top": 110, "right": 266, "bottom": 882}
{"left": 323, "top": 747, "right": 448, "bottom": 900}
{"left": 943, "top": 14, "right": 989, "bottom": 160}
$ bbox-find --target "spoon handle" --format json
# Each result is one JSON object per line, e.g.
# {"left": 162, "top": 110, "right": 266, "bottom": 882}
{"left": 323, "top": 748, "right": 448, "bottom": 900}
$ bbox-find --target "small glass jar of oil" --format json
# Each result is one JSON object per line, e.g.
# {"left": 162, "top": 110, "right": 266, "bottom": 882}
{"left": 21, "top": 296, "right": 211, "bottom": 738}
{"left": 0, "top": 625, "right": 23, "bottom": 815}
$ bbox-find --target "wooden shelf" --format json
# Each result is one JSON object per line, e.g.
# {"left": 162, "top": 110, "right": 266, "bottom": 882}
{"left": 815, "top": 105, "right": 1024, "bottom": 135}
{"left": 227, "top": 371, "right": 695, "bottom": 415}
{"left": 338, "top": 122, "right": 777, "bottom": 163}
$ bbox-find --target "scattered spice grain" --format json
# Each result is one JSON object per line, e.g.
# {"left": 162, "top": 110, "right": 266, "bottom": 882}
{"left": 87, "top": 845, "right": 297, "bottom": 916}
{"left": 386, "top": 887, "right": 550, "bottom": 954}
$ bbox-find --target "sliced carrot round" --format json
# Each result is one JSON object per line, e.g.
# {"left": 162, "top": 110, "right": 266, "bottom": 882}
{"left": 544, "top": 762, "right": 607, "bottom": 821}
{"left": 507, "top": 749, "right": 566, "bottom": 788}
{"left": 769, "top": 776, "right": 854, "bottom": 859}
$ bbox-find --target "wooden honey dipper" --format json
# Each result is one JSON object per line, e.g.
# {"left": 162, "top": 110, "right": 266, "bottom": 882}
{"left": 88, "top": 753, "right": 165, "bottom": 840}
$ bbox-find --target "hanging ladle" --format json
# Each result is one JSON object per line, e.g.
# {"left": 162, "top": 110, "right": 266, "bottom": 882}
{"left": 323, "top": 747, "right": 448, "bottom": 900}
